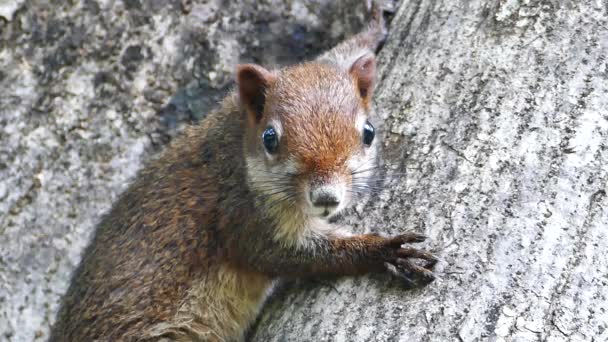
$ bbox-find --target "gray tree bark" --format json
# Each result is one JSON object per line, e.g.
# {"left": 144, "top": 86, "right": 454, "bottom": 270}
{"left": 1, "top": 0, "right": 606, "bottom": 341}
{"left": 251, "top": 1, "right": 608, "bottom": 341}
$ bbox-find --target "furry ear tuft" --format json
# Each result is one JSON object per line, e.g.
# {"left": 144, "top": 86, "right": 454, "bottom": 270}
{"left": 349, "top": 53, "right": 376, "bottom": 104}
{"left": 236, "top": 64, "right": 276, "bottom": 123}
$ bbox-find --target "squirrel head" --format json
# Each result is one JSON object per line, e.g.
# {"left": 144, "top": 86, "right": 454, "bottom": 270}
{"left": 237, "top": 53, "right": 378, "bottom": 219}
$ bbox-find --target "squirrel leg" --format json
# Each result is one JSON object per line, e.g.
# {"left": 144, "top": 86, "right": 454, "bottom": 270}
{"left": 325, "top": 232, "right": 438, "bottom": 286}
{"left": 243, "top": 231, "right": 438, "bottom": 287}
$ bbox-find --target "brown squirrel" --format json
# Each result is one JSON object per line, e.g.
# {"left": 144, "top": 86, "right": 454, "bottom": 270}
{"left": 50, "top": 4, "right": 437, "bottom": 341}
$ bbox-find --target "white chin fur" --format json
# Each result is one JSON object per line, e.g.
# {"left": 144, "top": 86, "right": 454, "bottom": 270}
{"left": 308, "top": 204, "right": 341, "bottom": 219}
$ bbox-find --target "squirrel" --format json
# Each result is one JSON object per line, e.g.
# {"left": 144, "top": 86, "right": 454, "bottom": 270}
{"left": 50, "top": 3, "right": 437, "bottom": 341}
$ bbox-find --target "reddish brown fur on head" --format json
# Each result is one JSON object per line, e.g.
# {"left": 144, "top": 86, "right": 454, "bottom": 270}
{"left": 270, "top": 64, "right": 361, "bottom": 174}
{"left": 237, "top": 56, "right": 378, "bottom": 218}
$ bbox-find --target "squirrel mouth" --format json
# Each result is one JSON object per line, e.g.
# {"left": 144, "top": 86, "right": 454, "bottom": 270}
{"left": 309, "top": 203, "right": 340, "bottom": 219}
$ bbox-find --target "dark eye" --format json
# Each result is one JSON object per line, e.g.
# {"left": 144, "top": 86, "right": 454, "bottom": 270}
{"left": 262, "top": 127, "right": 279, "bottom": 154}
{"left": 362, "top": 120, "right": 375, "bottom": 146}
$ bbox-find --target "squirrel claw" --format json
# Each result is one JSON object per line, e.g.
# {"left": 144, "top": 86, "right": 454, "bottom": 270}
{"left": 380, "top": 233, "right": 438, "bottom": 287}
{"left": 385, "top": 232, "right": 427, "bottom": 247}
{"left": 396, "top": 247, "right": 438, "bottom": 264}
{"left": 384, "top": 259, "right": 435, "bottom": 287}
{"left": 396, "top": 258, "right": 436, "bottom": 285}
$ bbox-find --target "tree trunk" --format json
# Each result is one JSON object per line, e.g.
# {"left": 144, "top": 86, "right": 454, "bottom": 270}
{"left": 1, "top": 0, "right": 606, "bottom": 341}
{"left": 250, "top": 1, "right": 608, "bottom": 341}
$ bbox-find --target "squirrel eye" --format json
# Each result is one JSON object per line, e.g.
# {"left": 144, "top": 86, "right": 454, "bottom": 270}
{"left": 262, "top": 127, "right": 279, "bottom": 154}
{"left": 362, "top": 120, "right": 375, "bottom": 146}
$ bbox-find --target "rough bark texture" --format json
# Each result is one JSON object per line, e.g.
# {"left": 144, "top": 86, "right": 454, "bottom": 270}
{"left": 1, "top": 0, "right": 607, "bottom": 341}
{"left": 252, "top": 1, "right": 608, "bottom": 341}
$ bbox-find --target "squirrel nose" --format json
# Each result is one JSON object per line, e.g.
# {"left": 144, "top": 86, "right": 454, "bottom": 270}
{"left": 308, "top": 182, "right": 346, "bottom": 217}
{"left": 311, "top": 192, "right": 340, "bottom": 208}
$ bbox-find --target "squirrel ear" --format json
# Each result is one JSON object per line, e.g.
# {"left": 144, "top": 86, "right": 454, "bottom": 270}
{"left": 349, "top": 53, "right": 376, "bottom": 104}
{"left": 236, "top": 64, "right": 276, "bottom": 123}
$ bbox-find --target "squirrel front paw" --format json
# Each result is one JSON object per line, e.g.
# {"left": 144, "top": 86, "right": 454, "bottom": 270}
{"left": 378, "top": 233, "right": 438, "bottom": 287}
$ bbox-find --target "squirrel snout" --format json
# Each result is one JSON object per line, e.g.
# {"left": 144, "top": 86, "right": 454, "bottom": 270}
{"left": 311, "top": 192, "right": 340, "bottom": 208}
{"left": 308, "top": 184, "right": 346, "bottom": 217}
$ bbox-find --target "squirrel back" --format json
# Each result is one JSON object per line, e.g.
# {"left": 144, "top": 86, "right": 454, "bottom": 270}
{"left": 50, "top": 98, "right": 257, "bottom": 340}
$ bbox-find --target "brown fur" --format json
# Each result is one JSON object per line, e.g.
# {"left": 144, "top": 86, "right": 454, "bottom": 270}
{"left": 51, "top": 3, "right": 437, "bottom": 341}
{"left": 271, "top": 64, "right": 361, "bottom": 173}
